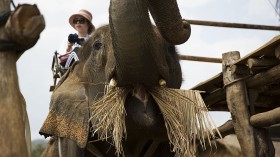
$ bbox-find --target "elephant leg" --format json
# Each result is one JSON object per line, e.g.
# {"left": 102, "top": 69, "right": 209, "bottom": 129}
{"left": 40, "top": 137, "right": 85, "bottom": 157}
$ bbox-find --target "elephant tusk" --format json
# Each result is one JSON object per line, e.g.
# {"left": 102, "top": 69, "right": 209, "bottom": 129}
{"left": 109, "top": 78, "right": 117, "bottom": 87}
{"left": 159, "top": 79, "right": 166, "bottom": 87}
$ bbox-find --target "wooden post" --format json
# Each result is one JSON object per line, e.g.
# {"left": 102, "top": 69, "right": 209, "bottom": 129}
{"left": 222, "top": 51, "right": 257, "bottom": 157}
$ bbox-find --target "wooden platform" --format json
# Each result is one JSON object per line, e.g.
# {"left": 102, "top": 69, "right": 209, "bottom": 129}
{"left": 191, "top": 35, "right": 280, "bottom": 113}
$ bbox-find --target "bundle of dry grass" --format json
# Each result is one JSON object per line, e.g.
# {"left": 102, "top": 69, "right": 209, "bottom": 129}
{"left": 89, "top": 86, "right": 129, "bottom": 156}
{"left": 150, "top": 87, "right": 220, "bottom": 157}
{"left": 90, "top": 86, "right": 220, "bottom": 157}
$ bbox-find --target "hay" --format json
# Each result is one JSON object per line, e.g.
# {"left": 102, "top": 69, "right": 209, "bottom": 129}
{"left": 90, "top": 86, "right": 220, "bottom": 157}
{"left": 90, "top": 86, "right": 129, "bottom": 156}
{"left": 149, "top": 87, "right": 220, "bottom": 157}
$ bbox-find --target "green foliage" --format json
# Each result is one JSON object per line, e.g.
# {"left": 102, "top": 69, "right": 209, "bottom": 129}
{"left": 32, "top": 144, "right": 46, "bottom": 157}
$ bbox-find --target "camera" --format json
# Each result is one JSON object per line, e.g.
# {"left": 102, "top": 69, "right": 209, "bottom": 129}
{"left": 68, "top": 33, "right": 85, "bottom": 45}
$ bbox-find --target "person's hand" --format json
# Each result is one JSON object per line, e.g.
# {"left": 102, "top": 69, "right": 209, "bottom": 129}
{"left": 66, "top": 42, "right": 74, "bottom": 53}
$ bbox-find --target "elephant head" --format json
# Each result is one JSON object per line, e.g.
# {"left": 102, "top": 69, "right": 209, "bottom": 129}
{"left": 40, "top": 0, "right": 192, "bottom": 156}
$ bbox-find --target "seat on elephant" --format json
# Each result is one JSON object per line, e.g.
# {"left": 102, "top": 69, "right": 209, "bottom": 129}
{"left": 50, "top": 51, "right": 68, "bottom": 91}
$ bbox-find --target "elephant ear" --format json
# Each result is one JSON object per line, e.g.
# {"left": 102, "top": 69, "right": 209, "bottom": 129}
{"left": 40, "top": 59, "right": 90, "bottom": 148}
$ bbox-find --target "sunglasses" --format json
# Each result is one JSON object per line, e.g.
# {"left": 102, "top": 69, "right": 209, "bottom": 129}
{"left": 73, "top": 18, "right": 86, "bottom": 24}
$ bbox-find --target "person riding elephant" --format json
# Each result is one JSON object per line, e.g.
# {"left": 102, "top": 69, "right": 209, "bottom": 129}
{"left": 58, "top": 9, "right": 95, "bottom": 68}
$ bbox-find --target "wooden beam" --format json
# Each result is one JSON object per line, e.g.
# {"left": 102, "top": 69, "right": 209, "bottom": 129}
{"left": 186, "top": 19, "right": 280, "bottom": 31}
{"left": 216, "top": 120, "right": 234, "bottom": 138}
{"left": 179, "top": 55, "right": 222, "bottom": 63}
{"left": 203, "top": 88, "right": 226, "bottom": 107}
{"left": 190, "top": 72, "right": 223, "bottom": 92}
{"left": 234, "top": 35, "right": 280, "bottom": 65}
{"left": 199, "top": 120, "right": 234, "bottom": 141}
{"left": 247, "top": 64, "right": 280, "bottom": 88}
{"left": 222, "top": 51, "right": 257, "bottom": 157}
{"left": 247, "top": 58, "right": 280, "bottom": 69}
{"left": 250, "top": 107, "right": 280, "bottom": 128}
{"left": 207, "top": 105, "right": 229, "bottom": 111}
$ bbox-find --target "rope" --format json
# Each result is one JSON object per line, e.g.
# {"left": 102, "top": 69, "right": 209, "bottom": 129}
{"left": 0, "top": 39, "right": 27, "bottom": 52}
{"left": 80, "top": 82, "right": 107, "bottom": 86}
{"left": 223, "top": 75, "right": 251, "bottom": 88}
{"left": 10, "top": 0, "right": 16, "bottom": 9}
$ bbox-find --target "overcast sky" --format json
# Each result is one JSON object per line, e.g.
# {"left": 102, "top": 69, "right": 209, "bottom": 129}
{"left": 13, "top": 0, "right": 280, "bottom": 140}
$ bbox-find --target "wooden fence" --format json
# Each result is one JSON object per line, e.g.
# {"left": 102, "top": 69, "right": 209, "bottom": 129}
{"left": 187, "top": 35, "right": 280, "bottom": 156}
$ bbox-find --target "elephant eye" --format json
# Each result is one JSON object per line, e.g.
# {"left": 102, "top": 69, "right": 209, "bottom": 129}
{"left": 93, "top": 42, "right": 103, "bottom": 50}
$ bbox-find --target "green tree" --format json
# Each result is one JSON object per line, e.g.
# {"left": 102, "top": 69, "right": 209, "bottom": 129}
{"left": 32, "top": 144, "right": 46, "bottom": 157}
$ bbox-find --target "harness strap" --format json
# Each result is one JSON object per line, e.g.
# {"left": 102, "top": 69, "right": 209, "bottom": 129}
{"left": 0, "top": 39, "right": 27, "bottom": 52}
{"left": 0, "top": 9, "right": 39, "bottom": 52}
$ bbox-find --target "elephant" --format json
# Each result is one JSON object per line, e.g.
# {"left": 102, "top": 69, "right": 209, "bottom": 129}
{"left": 39, "top": 0, "right": 193, "bottom": 156}
{"left": 0, "top": 3, "right": 45, "bottom": 157}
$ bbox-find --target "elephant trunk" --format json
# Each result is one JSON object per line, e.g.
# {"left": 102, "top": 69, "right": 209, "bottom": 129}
{"left": 148, "top": 0, "right": 191, "bottom": 45}
{"left": 109, "top": 0, "right": 169, "bottom": 87}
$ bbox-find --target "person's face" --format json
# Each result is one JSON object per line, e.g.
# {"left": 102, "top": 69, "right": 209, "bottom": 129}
{"left": 73, "top": 15, "right": 89, "bottom": 34}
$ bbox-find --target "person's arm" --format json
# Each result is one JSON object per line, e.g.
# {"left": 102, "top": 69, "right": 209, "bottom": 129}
{"left": 66, "top": 42, "right": 74, "bottom": 53}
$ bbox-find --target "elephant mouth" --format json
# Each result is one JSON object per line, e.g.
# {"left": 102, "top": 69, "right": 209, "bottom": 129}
{"left": 109, "top": 78, "right": 167, "bottom": 109}
{"left": 132, "top": 84, "right": 150, "bottom": 109}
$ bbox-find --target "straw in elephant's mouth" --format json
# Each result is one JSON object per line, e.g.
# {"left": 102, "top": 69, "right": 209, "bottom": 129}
{"left": 132, "top": 84, "right": 150, "bottom": 109}
{"left": 89, "top": 79, "right": 221, "bottom": 157}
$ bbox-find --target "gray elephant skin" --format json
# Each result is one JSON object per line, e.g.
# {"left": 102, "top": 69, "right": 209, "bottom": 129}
{"left": 40, "top": 0, "right": 191, "bottom": 156}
